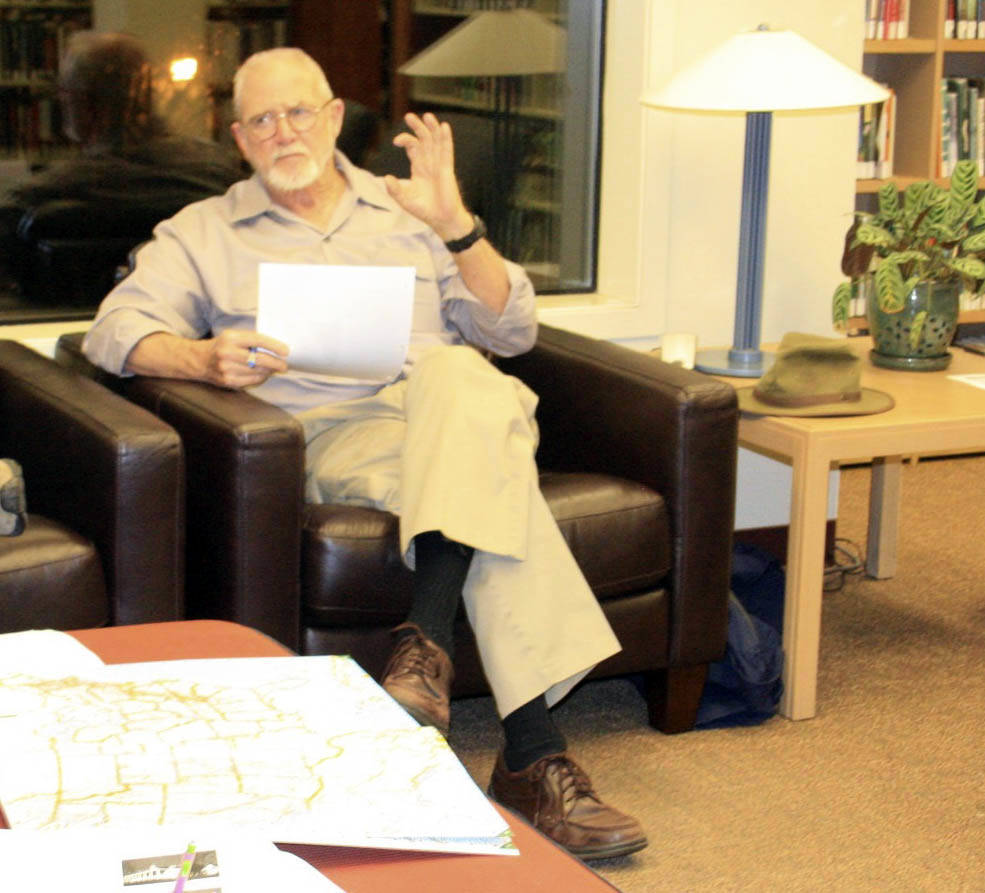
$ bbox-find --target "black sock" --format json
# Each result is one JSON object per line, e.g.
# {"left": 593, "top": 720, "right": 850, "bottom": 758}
{"left": 502, "top": 696, "right": 568, "bottom": 772}
{"left": 403, "top": 530, "right": 473, "bottom": 659}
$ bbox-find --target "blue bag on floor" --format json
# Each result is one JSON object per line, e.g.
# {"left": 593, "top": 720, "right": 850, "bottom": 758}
{"left": 695, "top": 543, "right": 785, "bottom": 729}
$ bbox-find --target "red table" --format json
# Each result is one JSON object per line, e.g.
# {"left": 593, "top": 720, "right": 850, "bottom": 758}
{"left": 50, "top": 620, "right": 617, "bottom": 892}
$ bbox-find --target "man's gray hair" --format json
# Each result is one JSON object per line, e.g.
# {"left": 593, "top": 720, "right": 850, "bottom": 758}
{"left": 232, "top": 47, "right": 333, "bottom": 120}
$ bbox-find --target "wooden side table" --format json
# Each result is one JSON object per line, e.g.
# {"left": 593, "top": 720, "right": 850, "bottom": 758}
{"left": 717, "top": 340, "right": 985, "bottom": 719}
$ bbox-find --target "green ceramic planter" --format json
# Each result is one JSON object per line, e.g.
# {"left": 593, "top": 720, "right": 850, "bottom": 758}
{"left": 867, "top": 279, "right": 961, "bottom": 371}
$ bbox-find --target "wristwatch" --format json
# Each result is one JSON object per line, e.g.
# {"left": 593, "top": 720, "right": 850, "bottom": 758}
{"left": 443, "top": 214, "right": 487, "bottom": 253}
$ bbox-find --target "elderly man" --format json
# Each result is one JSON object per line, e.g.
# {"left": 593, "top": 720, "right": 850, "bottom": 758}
{"left": 84, "top": 47, "right": 646, "bottom": 860}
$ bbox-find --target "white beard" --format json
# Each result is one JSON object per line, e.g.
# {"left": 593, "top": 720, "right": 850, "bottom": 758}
{"left": 260, "top": 145, "right": 327, "bottom": 192}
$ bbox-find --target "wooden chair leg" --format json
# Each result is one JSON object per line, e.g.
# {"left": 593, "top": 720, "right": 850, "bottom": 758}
{"left": 644, "top": 664, "right": 709, "bottom": 734}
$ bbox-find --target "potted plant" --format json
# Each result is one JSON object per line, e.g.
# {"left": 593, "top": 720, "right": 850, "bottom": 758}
{"left": 832, "top": 158, "right": 985, "bottom": 369}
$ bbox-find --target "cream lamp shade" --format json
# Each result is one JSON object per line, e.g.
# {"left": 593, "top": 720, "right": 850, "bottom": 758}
{"left": 397, "top": 7, "right": 567, "bottom": 255}
{"left": 398, "top": 8, "right": 566, "bottom": 77}
{"left": 641, "top": 26, "right": 889, "bottom": 112}
{"left": 641, "top": 25, "right": 889, "bottom": 378}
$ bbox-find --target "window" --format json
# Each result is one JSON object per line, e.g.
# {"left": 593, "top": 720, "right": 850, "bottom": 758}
{"left": 0, "top": 0, "right": 605, "bottom": 324}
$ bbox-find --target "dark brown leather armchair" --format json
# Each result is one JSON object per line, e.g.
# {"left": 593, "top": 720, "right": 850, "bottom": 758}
{"left": 0, "top": 340, "right": 184, "bottom": 633}
{"left": 57, "top": 325, "right": 737, "bottom": 732}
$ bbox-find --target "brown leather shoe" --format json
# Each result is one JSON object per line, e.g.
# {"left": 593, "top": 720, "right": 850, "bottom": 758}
{"left": 488, "top": 750, "right": 648, "bottom": 861}
{"left": 380, "top": 623, "right": 453, "bottom": 735}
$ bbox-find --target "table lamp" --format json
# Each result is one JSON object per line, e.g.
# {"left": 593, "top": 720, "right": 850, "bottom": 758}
{"left": 642, "top": 25, "right": 889, "bottom": 377}
{"left": 398, "top": 7, "right": 566, "bottom": 251}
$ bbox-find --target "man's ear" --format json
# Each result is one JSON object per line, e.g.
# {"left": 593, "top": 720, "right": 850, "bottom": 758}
{"left": 326, "top": 97, "right": 345, "bottom": 141}
{"left": 230, "top": 121, "right": 249, "bottom": 161}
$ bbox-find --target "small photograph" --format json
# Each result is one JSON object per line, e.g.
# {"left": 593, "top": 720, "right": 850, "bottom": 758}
{"left": 121, "top": 848, "right": 220, "bottom": 888}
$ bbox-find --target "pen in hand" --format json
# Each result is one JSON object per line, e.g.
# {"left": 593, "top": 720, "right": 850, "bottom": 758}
{"left": 172, "top": 841, "right": 196, "bottom": 893}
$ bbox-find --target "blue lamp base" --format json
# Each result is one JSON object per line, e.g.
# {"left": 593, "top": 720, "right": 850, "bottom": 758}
{"left": 695, "top": 347, "right": 774, "bottom": 378}
{"left": 703, "top": 110, "right": 774, "bottom": 381}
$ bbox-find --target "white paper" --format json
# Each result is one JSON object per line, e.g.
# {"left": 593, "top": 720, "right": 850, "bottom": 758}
{"left": 256, "top": 263, "right": 415, "bottom": 380}
{"left": 0, "top": 655, "right": 515, "bottom": 857}
{"left": 0, "top": 629, "right": 104, "bottom": 675}
{"left": 0, "top": 828, "right": 344, "bottom": 891}
{"left": 948, "top": 372, "right": 985, "bottom": 390}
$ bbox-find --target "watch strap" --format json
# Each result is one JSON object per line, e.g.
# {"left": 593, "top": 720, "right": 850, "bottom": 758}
{"left": 444, "top": 214, "right": 487, "bottom": 253}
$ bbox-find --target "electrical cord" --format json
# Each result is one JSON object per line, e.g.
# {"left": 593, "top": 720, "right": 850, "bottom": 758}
{"left": 823, "top": 537, "right": 865, "bottom": 591}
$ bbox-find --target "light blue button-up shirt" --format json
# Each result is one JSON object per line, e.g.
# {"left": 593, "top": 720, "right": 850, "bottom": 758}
{"left": 84, "top": 152, "right": 538, "bottom": 414}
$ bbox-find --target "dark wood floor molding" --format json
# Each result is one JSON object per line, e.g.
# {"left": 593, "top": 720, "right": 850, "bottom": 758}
{"left": 734, "top": 520, "right": 837, "bottom": 566}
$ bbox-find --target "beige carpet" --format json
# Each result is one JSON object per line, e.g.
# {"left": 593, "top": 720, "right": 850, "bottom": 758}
{"left": 447, "top": 454, "right": 985, "bottom": 891}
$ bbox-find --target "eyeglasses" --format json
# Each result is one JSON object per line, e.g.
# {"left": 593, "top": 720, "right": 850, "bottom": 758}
{"left": 242, "top": 99, "right": 332, "bottom": 141}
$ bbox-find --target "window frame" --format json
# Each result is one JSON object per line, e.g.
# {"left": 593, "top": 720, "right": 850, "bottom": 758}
{"left": 538, "top": 0, "right": 666, "bottom": 341}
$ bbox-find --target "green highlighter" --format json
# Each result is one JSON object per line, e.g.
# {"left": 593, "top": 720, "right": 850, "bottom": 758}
{"left": 172, "top": 842, "right": 196, "bottom": 893}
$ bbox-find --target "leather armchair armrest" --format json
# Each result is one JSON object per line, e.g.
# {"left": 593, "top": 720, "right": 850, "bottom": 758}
{"left": 0, "top": 339, "right": 184, "bottom": 625}
{"left": 56, "top": 330, "right": 304, "bottom": 649}
{"left": 497, "top": 324, "right": 739, "bottom": 666}
{"left": 127, "top": 378, "right": 304, "bottom": 650}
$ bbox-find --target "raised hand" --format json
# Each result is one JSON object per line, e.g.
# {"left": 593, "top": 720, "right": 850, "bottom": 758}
{"left": 384, "top": 112, "right": 474, "bottom": 243}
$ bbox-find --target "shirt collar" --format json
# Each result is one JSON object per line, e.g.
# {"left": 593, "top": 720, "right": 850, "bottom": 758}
{"left": 228, "top": 150, "right": 401, "bottom": 224}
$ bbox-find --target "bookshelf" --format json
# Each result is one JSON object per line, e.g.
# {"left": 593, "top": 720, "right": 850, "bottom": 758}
{"left": 853, "top": 0, "right": 985, "bottom": 327}
{"left": 858, "top": 0, "right": 985, "bottom": 192}
{"left": 388, "top": 0, "right": 567, "bottom": 290}
{"left": 205, "top": 2, "right": 383, "bottom": 148}
{"left": 205, "top": 1, "right": 291, "bottom": 144}
{"left": 0, "top": 1, "right": 91, "bottom": 158}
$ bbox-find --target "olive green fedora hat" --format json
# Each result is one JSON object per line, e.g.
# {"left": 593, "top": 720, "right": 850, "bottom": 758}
{"left": 735, "top": 332, "right": 895, "bottom": 417}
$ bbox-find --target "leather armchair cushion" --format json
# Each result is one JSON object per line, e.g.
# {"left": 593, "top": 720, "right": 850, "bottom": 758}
{"left": 0, "top": 515, "right": 108, "bottom": 633}
{"left": 302, "top": 471, "right": 670, "bottom": 627}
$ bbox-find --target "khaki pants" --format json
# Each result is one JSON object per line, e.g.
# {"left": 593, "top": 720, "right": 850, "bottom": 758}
{"left": 300, "top": 345, "right": 620, "bottom": 718}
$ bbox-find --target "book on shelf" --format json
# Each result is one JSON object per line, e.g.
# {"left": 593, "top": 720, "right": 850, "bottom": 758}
{"left": 971, "top": 0, "right": 982, "bottom": 38}
{"left": 865, "top": 0, "right": 877, "bottom": 38}
{"left": 858, "top": 102, "right": 875, "bottom": 178}
{"left": 0, "top": 88, "right": 61, "bottom": 156}
{"left": 940, "top": 77, "right": 985, "bottom": 176}
{"left": 415, "top": 0, "right": 553, "bottom": 11}
{"left": 410, "top": 73, "right": 561, "bottom": 115}
{"left": 0, "top": 2, "right": 90, "bottom": 158}
{"left": 941, "top": 81, "right": 952, "bottom": 176}
{"left": 857, "top": 88, "right": 895, "bottom": 179}
{"left": 205, "top": 15, "right": 287, "bottom": 88}
{"left": 877, "top": 87, "right": 895, "bottom": 178}
{"left": 848, "top": 276, "right": 871, "bottom": 322}
{"left": 951, "top": 77, "right": 970, "bottom": 161}
{"left": 865, "top": 0, "right": 909, "bottom": 39}
{"left": 0, "top": 7, "right": 90, "bottom": 83}
{"left": 944, "top": 84, "right": 959, "bottom": 175}
{"left": 978, "top": 84, "right": 985, "bottom": 174}
{"left": 949, "top": 0, "right": 985, "bottom": 37}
